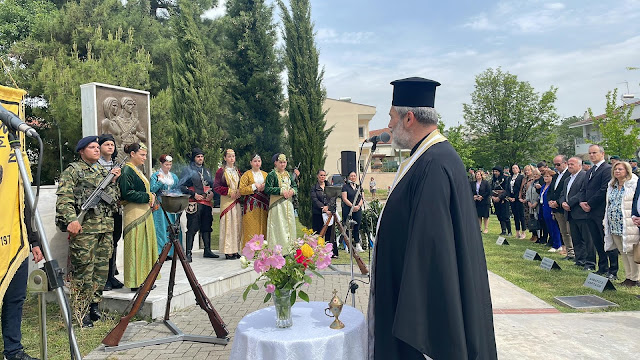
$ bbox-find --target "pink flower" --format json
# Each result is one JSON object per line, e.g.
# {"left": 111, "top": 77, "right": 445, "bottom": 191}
{"left": 243, "top": 234, "right": 265, "bottom": 259}
{"left": 316, "top": 255, "right": 331, "bottom": 270}
{"left": 264, "top": 254, "right": 286, "bottom": 270}
{"left": 265, "top": 284, "right": 275, "bottom": 293}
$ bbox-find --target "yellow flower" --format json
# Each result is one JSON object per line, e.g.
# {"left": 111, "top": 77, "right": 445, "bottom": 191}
{"left": 317, "top": 237, "right": 325, "bottom": 246}
{"left": 301, "top": 227, "right": 314, "bottom": 236}
{"left": 301, "top": 243, "right": 314, "bottom": 258}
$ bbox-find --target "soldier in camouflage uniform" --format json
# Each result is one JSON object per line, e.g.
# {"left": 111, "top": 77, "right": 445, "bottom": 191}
{"left": 630, "top": 159, "right": 640, "bottom": 177}
{"left": 55, "top": 136, "right": 121, "bottom": 328}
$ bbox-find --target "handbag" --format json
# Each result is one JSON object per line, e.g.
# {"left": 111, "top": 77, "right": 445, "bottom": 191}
{"left": 527, "top": 214, "right": 540, "bottom": 231}
{"left": 634, "top": 243, "right": 640, "bottom": 264}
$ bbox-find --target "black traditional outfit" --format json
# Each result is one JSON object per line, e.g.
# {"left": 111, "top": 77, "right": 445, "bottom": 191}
{"left": 180, "top": 148, "right": 218, "bottom": 261}
{"left": 491, "top": 167, "right": 512, "bottom": 235}
{"left": 368, "top": 78, "right": 496, "bottom": 360}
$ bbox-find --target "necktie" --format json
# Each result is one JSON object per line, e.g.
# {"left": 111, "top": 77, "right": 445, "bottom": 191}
{"left": 589, "top": 165, "right": 598, "bottom": 180}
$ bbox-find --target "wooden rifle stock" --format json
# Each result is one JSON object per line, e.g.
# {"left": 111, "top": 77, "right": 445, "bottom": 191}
{"left": 102, "top": 240, "right": 172, "bottom": 347}
{"left": 319, "top": 214, "right": 369, "bottom": 275}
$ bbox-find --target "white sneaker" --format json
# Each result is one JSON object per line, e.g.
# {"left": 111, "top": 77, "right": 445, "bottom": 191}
{"left": 548, "top": 247, "right": 558, "bottom": 252}
{"left": 355, "top": 243, "right": 364, "bottom": 253}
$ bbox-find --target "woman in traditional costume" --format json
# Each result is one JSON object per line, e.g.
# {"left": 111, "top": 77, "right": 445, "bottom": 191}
{"left": 264, "top": 153, "right": 297, "bottom": 250}
{"left": 239, "top": 154, "right": 269, "bottom": 248}
{"left": 119, "top": 143, "right": 158, "bottom": 291}
{"left": 150, "top": 154, "right": 181, "bottom": 258}
{"left": 214, "top": 149, "right": 243, "bottom": 260}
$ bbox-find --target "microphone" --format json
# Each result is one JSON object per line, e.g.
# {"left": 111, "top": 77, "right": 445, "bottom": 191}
{"left": 0, "top": 103, "right": 39, "bottom": 138}
{"left": 366, "top": 132, "right": 390, "bottom": 144}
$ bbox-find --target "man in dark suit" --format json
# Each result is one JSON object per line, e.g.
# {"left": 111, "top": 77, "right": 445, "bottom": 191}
{"left": 579, "top": 144, "right": 618, "bottom": 279}
{"left": 548, "top": 155, "right": 572, "bottom": 258}
{"left": 561, "top": 157, "right": 594, "bottom": 269}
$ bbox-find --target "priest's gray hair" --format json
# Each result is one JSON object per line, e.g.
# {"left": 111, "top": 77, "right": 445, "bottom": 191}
{"left": 393, "top": 106, "right": 439, "bottom": 126}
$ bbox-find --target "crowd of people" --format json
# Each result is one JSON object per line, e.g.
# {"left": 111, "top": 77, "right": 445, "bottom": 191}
{"left": 470, "top": 146, "right": 640, "bottom": 286}
{"left": 52, "top": 134, "right": 372, "bottom": 329}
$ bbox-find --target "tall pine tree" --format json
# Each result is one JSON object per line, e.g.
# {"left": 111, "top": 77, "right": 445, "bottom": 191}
{"left": 278, "top": 0, "right": 330, "bottom": 226}
{"left": 221, "top": 0, "right": 284, "bottom": 170}
{"left": 170, "top": 0, "right": 225, "bottom": 166}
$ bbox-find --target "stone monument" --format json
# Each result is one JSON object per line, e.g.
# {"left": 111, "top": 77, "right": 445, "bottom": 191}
{"left": 81, "top": 82, "right": 152, "bottom": 175}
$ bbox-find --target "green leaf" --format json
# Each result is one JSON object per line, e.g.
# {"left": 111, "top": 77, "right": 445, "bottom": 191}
{"left": 290, "top": 291, "right": 296, "bottom": 306}
{"left": 303, "top": 275, "right": 312, "bottom": 284}
{"left": 263, "top": 292, "right": 272, "bottom": 303}
{"left": 251, "top": 283, "right": 259, "bottom": 290}
{"left": 242, "top": 285, "right": 251, "bottom": 301}
{"left": 298, "top": 290, "right": 309, "bottom": 302}
{"left": 310, "top": 269, "right": 324, "bottom": 279}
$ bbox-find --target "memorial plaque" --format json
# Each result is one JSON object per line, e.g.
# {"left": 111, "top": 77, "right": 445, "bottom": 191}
{"left": 583, "top": 273, "right": 616, "bottom": 292}
{"left": 496, "top": 236, "right": 509, "bottom": 245}
{"left": 523, "top": 249, "right": 542, "bottom": 261}
{"left": 540, "top": 257, "right": 562, "bottom": 271}
{"left": 554, "top": 295, "right": 618, "bottom": 309}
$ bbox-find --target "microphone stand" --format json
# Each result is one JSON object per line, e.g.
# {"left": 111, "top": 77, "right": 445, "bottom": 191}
{"left": 341, "top": 138, "right": 379, "bottom": 307}
{"left": 8, "top": 131, "right": 83, "bottom": 360}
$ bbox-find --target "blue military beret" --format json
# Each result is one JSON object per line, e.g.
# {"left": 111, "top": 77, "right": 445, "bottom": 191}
{"left": 76, "top": 136, "right": 99, "bottom": 152}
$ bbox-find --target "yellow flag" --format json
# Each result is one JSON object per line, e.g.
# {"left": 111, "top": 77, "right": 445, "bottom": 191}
{"left": 0, "top": 85, "right": 29, "bottom": 308}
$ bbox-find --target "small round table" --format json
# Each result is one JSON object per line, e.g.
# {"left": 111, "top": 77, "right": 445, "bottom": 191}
{"left": 229, "top": 301, "right": 366, "bottom": 360}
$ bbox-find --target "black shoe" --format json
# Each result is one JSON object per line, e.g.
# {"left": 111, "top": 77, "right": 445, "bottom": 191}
{"left": 204, "top": 252, "right": 220, "bottom": 258}
{"left": 89, "top": 302, "right": 101, "bottom": 321}
{"left": 562, "top": 256, "right": 575, "bottom": 261}
{"left": 575, "top": 262, "right": 586, "bottom": 267}
{"left": 166, "top": 255, "right": 173, "bottom": 260}
{"left": 234, "top": 253, "right": 241, "bottom": 259}
{"left": 582, "top": 266, "right": 595, "bottom": 271}
{"left": 131, "top": 287, "right": 139, "bottom": 292}
{"left": 595, "top": 270, "right": 608, "bottom": 275}
{"left": 5, "top": 350, "right": 40, "bottom": 360}
{"left": 607, "top": 273, "right": 618, "bottom": 281}
{"left": 500, "top": 231, "right": 507, "bottom": 236}
{"left": 225, "top": 254, "right": 235, "bottom": 260}
{"left": 81, "top": 313, "right": 94, "bottom": 328}
{"left": 103, "top": 280, "right": 113, "bottom": 291}
{"left": 186, "top": 253, "right": 193, "bottom": 263}
{"left": 115, "top": 269, "right": 119, "bottom": 275}
{"left": 110, "top": 277, "right": 124, "bottom": 289}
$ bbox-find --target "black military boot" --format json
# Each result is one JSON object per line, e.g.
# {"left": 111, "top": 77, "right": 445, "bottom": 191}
{"left": 202, "top": 232, "right": 219, "bottom": 258}
{"left": 185, "top": 232, "right": 195, "bottom": 263}
{"left": 81, "top": 313, "right": 94, "bottom": 328}
{"left": 89, "top": 302, "right": 101, "bottom": 321}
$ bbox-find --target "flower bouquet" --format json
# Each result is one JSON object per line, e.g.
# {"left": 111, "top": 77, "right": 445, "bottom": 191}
{"left": 240, "top": 230, "right": 333, "bottom": 327}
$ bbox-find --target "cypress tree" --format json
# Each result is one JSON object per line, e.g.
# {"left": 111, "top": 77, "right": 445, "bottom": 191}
{"left": 169, "top": 0, "right": 225, "bottom": 166}
{"left": 221, "top": 0, "right": 284, "bottom": 171}
{"left": 278, "top": 0, "right": 330, "bottom": 227}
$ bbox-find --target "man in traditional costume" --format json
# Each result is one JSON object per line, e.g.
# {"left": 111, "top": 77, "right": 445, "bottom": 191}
{"left": 368, "top": 78, "right": 497, "bottom": 360}
{"left": 56, "top": 136, "right": 121, "bottom": 328}
{"left": 180, "top": 148, "right": 218, "bottom": 262}
{"left": 214, "top": 149, "right": 243, "bottom": 259}
{"left": 98, "top": 134, "right": 125, "bottom": 291}
{"left": 239, "top": 154, "right": 269, "bottom": 248}
{"left": 264, "top": 153, "right": 297, "bottom": 250}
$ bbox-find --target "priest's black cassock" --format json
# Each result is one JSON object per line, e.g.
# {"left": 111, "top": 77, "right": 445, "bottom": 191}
{"left": 369, "top": 134, "right": 497, "bottom": 359}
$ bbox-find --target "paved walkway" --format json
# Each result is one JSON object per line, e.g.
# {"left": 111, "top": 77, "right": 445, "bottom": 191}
{"left": 85, "top": 268, "right": 640, "bottom": 359}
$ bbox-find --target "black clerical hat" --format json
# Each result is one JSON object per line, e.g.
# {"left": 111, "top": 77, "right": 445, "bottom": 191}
{"left": 190, "top": 148, "right": 204, "bottom": 161}
{"left": 391, "top": 77, "right": 441, "bottom": 107}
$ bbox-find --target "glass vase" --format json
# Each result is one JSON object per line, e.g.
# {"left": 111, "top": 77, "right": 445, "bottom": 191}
{"left": 273, "top": 289, "right": 293, "bottom": 328}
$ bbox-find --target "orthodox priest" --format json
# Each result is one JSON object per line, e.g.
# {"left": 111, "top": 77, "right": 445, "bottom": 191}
{"left": 368, "top": 77, "right": 497, "bottom": 360}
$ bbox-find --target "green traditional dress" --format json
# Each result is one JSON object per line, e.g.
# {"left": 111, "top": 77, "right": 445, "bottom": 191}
{"left": 264, "top": 169, "right": 297, "bottom": 250}
{"left": 119, "top": 163, "right": 158, "bottom": 288}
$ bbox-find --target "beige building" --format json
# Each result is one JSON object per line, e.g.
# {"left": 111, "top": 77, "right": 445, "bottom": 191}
{"left": 322, "top": 98, "right": 376, "bottom": 176}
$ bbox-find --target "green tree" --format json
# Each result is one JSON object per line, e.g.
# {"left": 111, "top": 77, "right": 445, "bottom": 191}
{"left": 278, "top": 0, "right": 330, "bottom": 227}
{"left": 443, "top": 124, "right": 475, "bottom": 169}
{"left": 221, "top": 0, "right": 284, "bottom": 170}
{"left": 590, "top": 88, "right": 639, "bottom": 158}
{"left": 553, "top": 115, "right": 582, "bottom": 157}
{"left": 463, "top": 68, "right": 558, "bottom": 168}
{"left": 169, "top": 0, "right": 226, "bottom": 166}
{"left": 0, "top": 0, "right": 57, "bottom": 52}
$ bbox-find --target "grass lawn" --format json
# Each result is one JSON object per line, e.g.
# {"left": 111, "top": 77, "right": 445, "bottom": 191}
{"left": 5, "top": 212, "right": 640, "bottom": 358}
{"left": 481, "top": 215, "right": 640, "bottom": 312}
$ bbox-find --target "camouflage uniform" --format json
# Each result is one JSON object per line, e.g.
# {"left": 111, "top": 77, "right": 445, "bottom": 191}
{"left": 56, "top": 160, "right": 119, "bottom": 305}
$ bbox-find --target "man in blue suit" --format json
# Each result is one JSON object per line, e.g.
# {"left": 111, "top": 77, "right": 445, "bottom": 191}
{"left": 561, "top": 157, "right": 594, "bottom": 269}
{"left": 579, "top": 144, "right": 618, "bottom": 279}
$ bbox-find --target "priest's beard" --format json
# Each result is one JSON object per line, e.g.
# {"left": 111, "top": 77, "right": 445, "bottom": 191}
{"left": 391, "top": 120, "right": 412, "bottom": 150}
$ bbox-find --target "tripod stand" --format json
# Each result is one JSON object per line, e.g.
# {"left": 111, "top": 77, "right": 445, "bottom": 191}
{"left": 102, "top": 200, "right": 228, "bottom": 351}
{"left": 9, "top": 131, "right": 83, "bottom": 360}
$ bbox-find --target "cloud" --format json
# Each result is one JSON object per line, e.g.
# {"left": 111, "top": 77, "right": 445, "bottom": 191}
{"left": 316, "top": 28, "right": 375, "bottom": 44}
{"left": 463, "top": 14, "right": 498, "bottom": 31}
{"left": 202, "top": 0, "right": 227, "bottom": 20}
{"left": 544, "top": 2, "right": 566, "bottom": 10}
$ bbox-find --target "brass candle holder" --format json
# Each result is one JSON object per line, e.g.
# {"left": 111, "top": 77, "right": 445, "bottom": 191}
{"left": 324, "top": 289, "right": 345, "bottom": 329}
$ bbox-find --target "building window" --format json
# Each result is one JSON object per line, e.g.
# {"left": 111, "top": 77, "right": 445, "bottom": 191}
{"left": 359, "top": 127, "right": 364, "bottom": 138}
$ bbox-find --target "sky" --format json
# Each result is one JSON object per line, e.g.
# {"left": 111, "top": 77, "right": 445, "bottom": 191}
{"left": 205, "top": 0, "right": 640, "bottom": 131}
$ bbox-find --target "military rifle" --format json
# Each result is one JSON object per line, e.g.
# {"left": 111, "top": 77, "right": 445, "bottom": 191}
{"left": 77, "top": 157, "right": 126, "bottom": 224}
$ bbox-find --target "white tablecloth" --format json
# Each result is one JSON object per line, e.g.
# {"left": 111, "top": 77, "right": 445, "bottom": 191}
{"left": 229, "top": 301, "right": 366, "bottom": 360}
